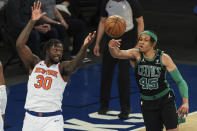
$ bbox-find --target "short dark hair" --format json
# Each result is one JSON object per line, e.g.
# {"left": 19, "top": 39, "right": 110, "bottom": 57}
{"left": 43, "top": 39, "right": 63, "bottom": 55}
{"left": 146, "top": 30, "right": 158, "bottom": 50}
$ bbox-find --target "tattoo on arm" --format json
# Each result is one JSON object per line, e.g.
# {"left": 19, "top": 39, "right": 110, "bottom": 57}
{"left": 62, "top": 46, "right": 87, "bottom": 76}
{"left": 16, "top": 20, "right": 40, "bottom": 69}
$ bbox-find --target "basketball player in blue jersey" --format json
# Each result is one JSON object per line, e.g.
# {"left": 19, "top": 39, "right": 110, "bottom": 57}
{"left": 0, "top": 61, "right": 7, "bottom": 131}
{"left": 108, "top": 30, "right": 189, "bottom": 131}
{"left": 16, "top": 1, "right": 96, "bottom": 131}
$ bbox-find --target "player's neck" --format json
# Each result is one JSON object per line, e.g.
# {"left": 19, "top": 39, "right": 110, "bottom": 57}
{"left": 143, "top": 49, "right": 156, "bottom": 60}
{"left": 44, "top": 60, "right": 53, "bottom": 67}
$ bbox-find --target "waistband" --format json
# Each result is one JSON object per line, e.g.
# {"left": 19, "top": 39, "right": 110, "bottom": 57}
{"left": 26, "top": 110, "right": 62, "bottom": 117}
{"left": 141, "top": 88, "right": 170, "bottom": 100}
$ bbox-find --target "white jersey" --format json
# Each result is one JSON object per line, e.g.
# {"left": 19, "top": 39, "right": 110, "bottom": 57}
{"left": 106, "top": 0, "right": 134, "bottom": 32}
{"left": 25, "top": 61, "right": 67, "bottom": 112}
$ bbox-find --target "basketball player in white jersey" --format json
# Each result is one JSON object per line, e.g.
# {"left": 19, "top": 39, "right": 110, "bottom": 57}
{"left": 0, "top": 61, "right": 7, "bottom": 131}
{"left": 16, "top": 2, "right": 96, "bottom": 131}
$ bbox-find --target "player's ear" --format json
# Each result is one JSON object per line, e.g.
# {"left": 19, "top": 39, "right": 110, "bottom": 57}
{"left": 153, "top": 42, "right": 157, "bottom": 50}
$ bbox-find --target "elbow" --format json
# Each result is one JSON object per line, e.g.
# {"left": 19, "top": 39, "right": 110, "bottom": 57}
{"left": 67, "top": 67, "right": 77, "bottom": 75}
{"left": 111, "top": 53, "right": 119, "bottom": 59}
{"left": 16, "top": 40, "right": 20, "bottom": 48}
{"left": 16, "top": 39, "right": 21, "bottom": 48}
{"left": 109, "top": 49, "right": 118, "bottom": 58}
{"left": 16, "top": 40, "right": 23, "bottom": 51}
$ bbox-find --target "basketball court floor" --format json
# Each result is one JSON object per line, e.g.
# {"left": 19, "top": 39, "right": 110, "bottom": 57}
{"left": 3, "top": 61, "right": 197, "bottom": 131}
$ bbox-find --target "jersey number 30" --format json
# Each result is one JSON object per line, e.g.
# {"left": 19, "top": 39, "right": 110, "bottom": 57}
{"left": 34, "top": 75, "right": 52, "bottom": 90}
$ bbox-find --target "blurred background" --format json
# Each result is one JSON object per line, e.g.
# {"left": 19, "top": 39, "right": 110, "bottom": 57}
{"left": 1, "top": 0, "right": 197, "bottom": 70}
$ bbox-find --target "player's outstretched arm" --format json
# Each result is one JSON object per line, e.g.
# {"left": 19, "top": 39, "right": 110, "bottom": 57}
{"left": 108, "top": 39, "right": 139, "bottom": 60}
{"left": 60, "top": 31, "right": 96, "bottom": 77}
{"left": 16, "top": 1, "right": 46, "bottom": 69}
{"left": 162, "top": 53, "right": 189, "bottom": 119}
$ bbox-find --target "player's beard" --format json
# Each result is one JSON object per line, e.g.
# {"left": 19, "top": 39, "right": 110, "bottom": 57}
{"left": 49, "top": 56, "right": 61, "bottom": 64}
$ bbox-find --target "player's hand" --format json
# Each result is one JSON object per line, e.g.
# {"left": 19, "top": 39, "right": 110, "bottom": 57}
{"left": 83, "top": 31, "right": 96, "bottom": 47}
{"left": 177, "top": 102, "right": 189, "bottom": 119}
{"left": 31, "top": 1, "right": 46, "bottom": 21}
{"left": 94, "top": 44, "right": 100, "bottom": 56}
{"left": 108, "top": 39, "right": 121, "bottom": 48}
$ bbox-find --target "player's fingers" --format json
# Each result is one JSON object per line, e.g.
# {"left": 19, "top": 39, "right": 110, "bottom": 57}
{"left": 95, "top": 50, "right": 100, "bottom": 56}
{"left": 41, "top": 12, "right": 46, "bottom": 17}
{"left": 115, "top": 42, "right": 120, "bottom": 47}
{"left": 117, "top": 39, "right": 122, "bottom": 42}
{"left": 36, "top": 1, "right": 39, "bottom": 9}
{"left": 97, "top": 51, "right": 100, "bottom": 56}
{"left": 92, "top": 31, "right": 96, "bottom": 37}
{"left": 178, "top": 107, "right": 187, "bottom": 118}
{"left": 93, "top": 49, "right": 96, "bottom": 55}
{"left": 33, "top": 2, "right": 36, "bottom": 10}
{"left": 180, "top": 113, "right": 184, "bottom": 119}
{"left": 177, "top": 107, "right": 182, "bottom": 114}
{"left": 183, "top": 107, "right": 188, "bottom": 116}
{"left": 37, "top": 1, "right": 41, "bottom": 9}
{"left": 181, "top": 108, "right": 186, "bottom": 115}
{"left": 39, "top": 1, "right": 41, "bottom": 9}
{"left": 94, "top": 48, "right": 98, "bottom": 56}
{"left": 186, "top": 109, "right": 189, "bottom": 116}
{"left": 114, "top": 40, "right": 121, "bottom": 46}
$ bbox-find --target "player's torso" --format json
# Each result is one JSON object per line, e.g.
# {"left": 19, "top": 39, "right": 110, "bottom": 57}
{"left": 25, "top": 61, "right": 67, "bottom": 112}
{"left": 135, "top": 50, "right": 169, "bottom": 96}
{"left": 105, "top": 0, "right": 134, "bottom": 31}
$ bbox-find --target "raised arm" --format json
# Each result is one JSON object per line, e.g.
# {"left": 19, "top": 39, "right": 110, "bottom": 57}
{"left": 16, "top": 1, "right": 46, "bottom": 70}
{"left": 108, "top": 39, "right": 139, "bottom": 60}
{"left": 136, "top": 16, "right": 144, "bottom": 36}
{"left": 162, "top": 53, "right": 189, "bottom": 119}
{"left": 60, "top": 31, "right": 96, "bottom": 80}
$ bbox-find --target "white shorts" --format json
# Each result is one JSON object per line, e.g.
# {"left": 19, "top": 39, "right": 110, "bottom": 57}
{"left": 22, "top": 112, "right": 64, "bottom": 131}
{"left": 0, "top": 109, "right": 4, "bottom": 131}
{"left": 0, "top": 85, "right": 7, "bottom": 115}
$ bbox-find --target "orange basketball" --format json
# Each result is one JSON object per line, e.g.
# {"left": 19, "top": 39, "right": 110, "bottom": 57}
{"left": 104, "top": 15, "right": 126, "bottom": 38}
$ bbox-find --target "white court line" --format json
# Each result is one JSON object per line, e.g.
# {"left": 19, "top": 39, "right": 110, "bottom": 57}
{"left": 132, "top": 111, "right": 197, "bottom": 131}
